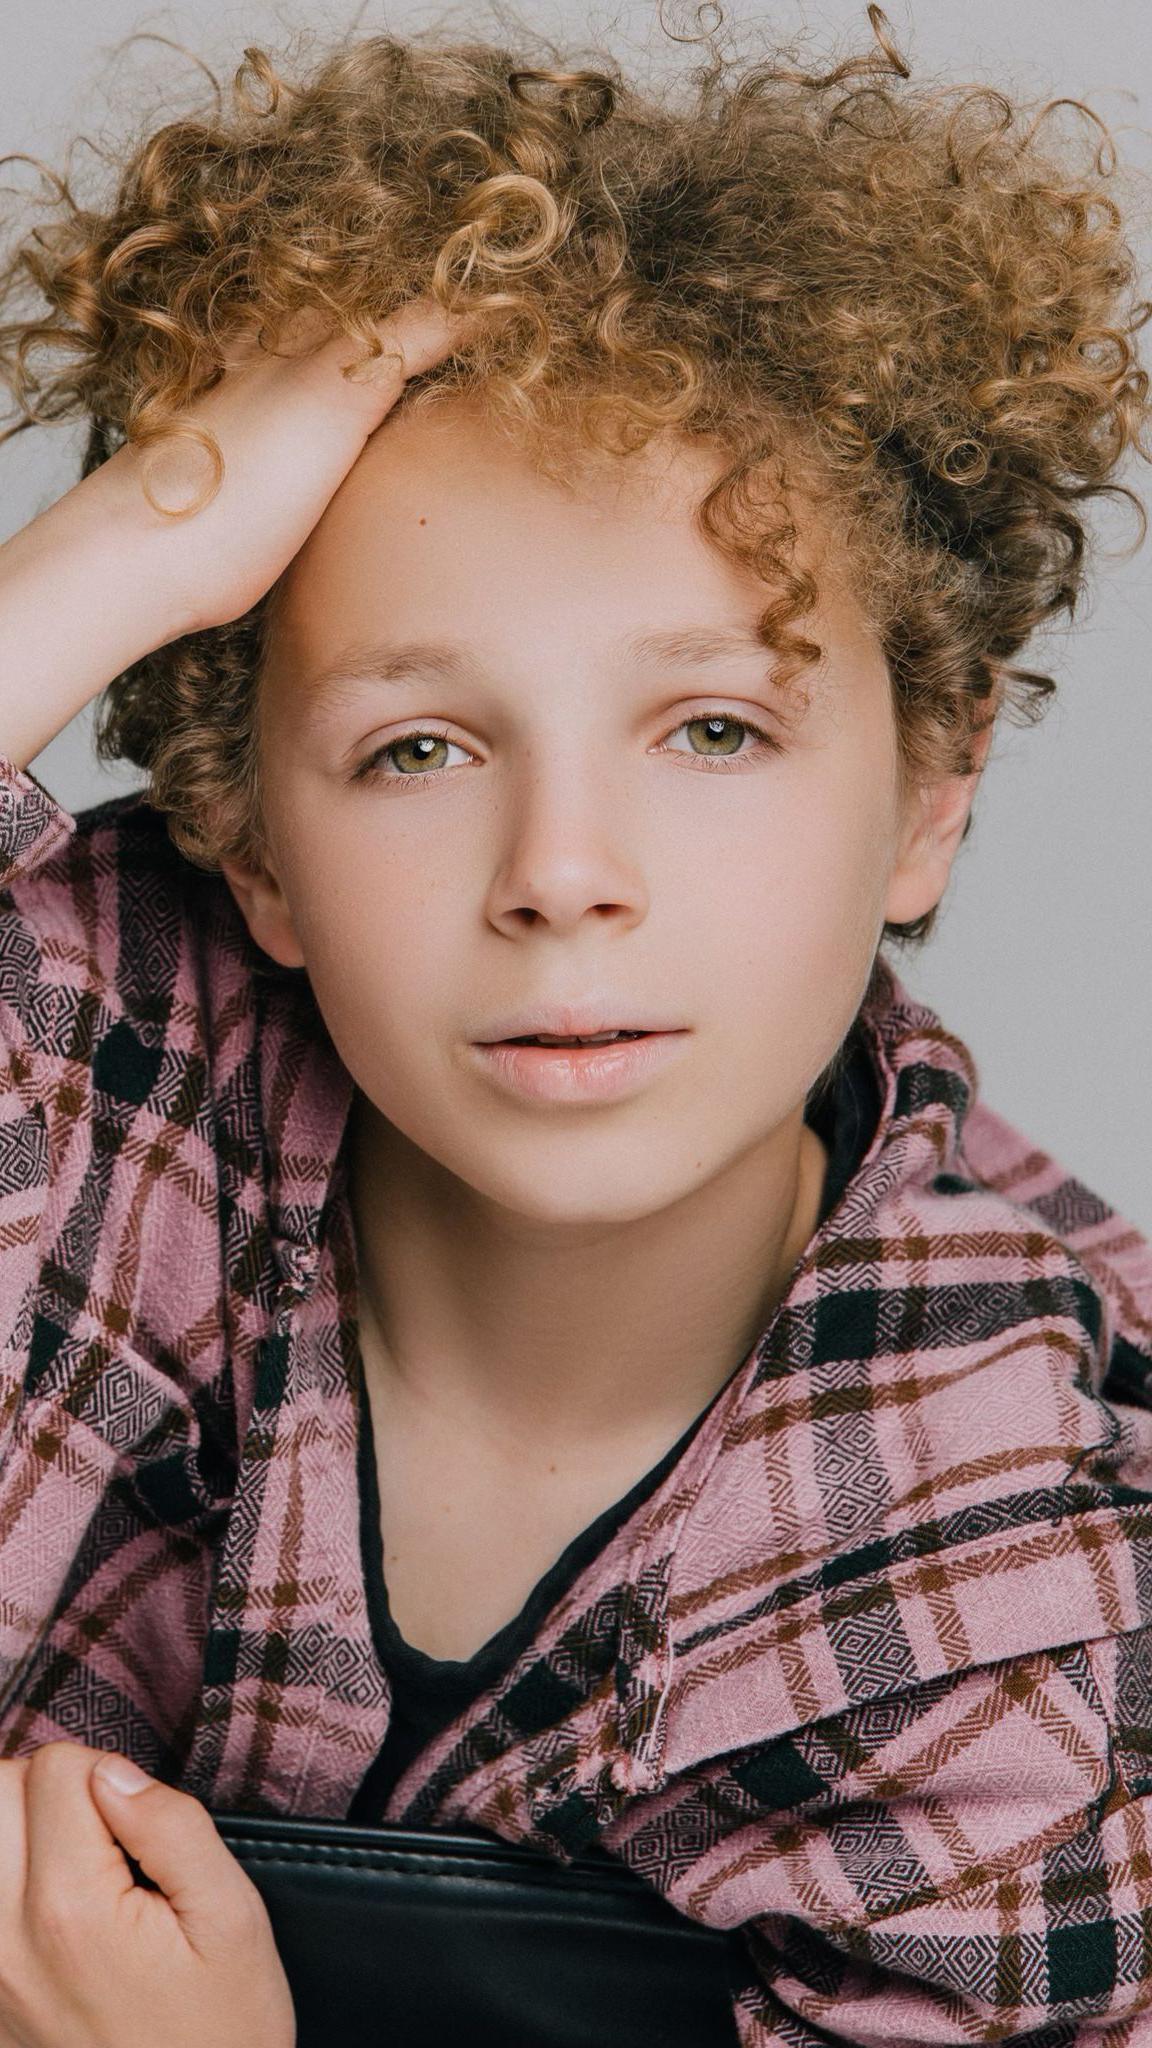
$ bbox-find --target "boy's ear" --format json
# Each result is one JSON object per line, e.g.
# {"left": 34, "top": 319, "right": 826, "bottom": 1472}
{"left": 884, "top": 701, "right": 998, "bottom": 930}
{"left": 217, "top": 854, "right": 308, "bottom": 970}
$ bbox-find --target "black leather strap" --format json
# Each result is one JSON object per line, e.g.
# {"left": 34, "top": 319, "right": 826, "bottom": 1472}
{"left": 213, "top": 1812, "right": 741, "bottom": 2046}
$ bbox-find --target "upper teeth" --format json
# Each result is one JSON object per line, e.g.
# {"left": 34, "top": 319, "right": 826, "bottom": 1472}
{"left": 527, "top": 1031, "right": 640, "bottom": 1045}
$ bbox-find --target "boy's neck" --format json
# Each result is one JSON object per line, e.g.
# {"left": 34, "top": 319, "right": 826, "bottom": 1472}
{"left": 345, "top": 1092, "right": 829, "bottom": 1458}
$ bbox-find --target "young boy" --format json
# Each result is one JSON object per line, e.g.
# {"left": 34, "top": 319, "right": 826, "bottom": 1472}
{"left": 0, "top": 10, "right": 1151, "bottom": 2044}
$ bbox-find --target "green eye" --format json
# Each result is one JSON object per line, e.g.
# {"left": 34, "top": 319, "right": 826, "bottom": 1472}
{"left": 682, "top": 715, "right": 749, "bottom": 756}
{"left": 386, "top": 733, "right": 452, "bottom": 775}
{"left": 351, "top": 710, "right": 781, "bottom": 789}
{"left": 353, "top": 727, "right": 462, "bottom": 782}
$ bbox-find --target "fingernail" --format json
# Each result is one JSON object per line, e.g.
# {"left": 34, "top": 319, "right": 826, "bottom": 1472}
{"left": 94, "top": 1755, "right": 152, "bottom": 1796}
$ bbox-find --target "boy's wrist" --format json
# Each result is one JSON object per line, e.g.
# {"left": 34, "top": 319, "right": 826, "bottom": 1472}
{"left": 0, "top": 456, "right": 199, "bottom": 771}
{"left": 65, "top": 442, "right": 212, "bottom": 648}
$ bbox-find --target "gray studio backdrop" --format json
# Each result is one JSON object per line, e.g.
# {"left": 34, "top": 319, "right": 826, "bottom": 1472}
{"left": 3, "top": 0, "right": 1150, "bottom": 1232}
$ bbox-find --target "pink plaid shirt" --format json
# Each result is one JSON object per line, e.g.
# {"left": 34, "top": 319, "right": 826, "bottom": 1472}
{"left": 3, "top": 749, "right": 1152, "bottom": 2043}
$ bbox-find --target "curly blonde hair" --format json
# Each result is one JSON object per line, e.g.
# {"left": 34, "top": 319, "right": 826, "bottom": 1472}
{"left": 1, "top": 3, "right": 1149, "bottom": 949}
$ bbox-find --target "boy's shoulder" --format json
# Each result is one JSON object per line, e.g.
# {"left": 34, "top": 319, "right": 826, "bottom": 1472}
{"left": 0, "top": 768, "right": 293, "bottom": 1291}
{"left": 0, "top": 768, "right": 263, "bottom": 1051}
{"left": 0, "top": 771, "right": 320, "bottom": 1443}
{"left": 4, "top": 774, "right": 226, "bottom": 937}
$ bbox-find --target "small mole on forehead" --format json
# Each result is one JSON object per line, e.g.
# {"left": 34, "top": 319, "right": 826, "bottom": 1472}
{"left": 418, "top": 515, "right": 427, "bottom": 526}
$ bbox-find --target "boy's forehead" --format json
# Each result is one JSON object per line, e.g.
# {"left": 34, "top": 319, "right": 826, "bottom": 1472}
{"left": 262, "top": 391, "right": 873, "bottom": 712}
{"left": 282, "top": 395, "right": 842, "bottom": 597}
{"left": 338, "top": 392, "right": 728, "bottom": 521}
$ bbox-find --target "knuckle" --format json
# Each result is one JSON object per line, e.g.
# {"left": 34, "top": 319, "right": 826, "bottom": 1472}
{"left": 162, "top": 1786, "right": 242, "bottom": 1869}
{"left": 26, "top": 1740, "right": 92, "bottom": 1778}
{"left": 200, "top": 1824, "right": 270, "bottom": 1923}
{"left": 174, "top": 1786, "right": 221, "bottom": 1838}
{"left": 0, "top": 1756, "right": 29, "bottom": 1826}
{"left": 0, "top": 1965, "right": 37, "bottom": 2042}
{"left": 232, "top": 1875, "right": 272, "bottom": 1938}
{"left": 26, "top": 1884, "right": 94, "bottom": 1959}
{"left": 190, "top": 1865, "right": 269, "bottom": 1964}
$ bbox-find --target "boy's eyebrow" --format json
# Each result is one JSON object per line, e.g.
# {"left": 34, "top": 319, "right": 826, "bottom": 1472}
{"left": 299, "top": 625, "right": 776, "bottom": 710}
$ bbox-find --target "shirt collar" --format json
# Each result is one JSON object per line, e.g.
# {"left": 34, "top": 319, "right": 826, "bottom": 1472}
{"left": 254, "top": 962, "right": 357, "bottom": 1299}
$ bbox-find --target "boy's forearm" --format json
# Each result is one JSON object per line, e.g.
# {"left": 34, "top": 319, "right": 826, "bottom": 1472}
{"left": 0, "top": 448, "right": 196, "bottom": 774}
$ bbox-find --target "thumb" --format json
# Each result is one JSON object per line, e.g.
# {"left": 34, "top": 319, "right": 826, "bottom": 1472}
{"left": 89, "top": 1753, "right": 244, "bottom": 1949}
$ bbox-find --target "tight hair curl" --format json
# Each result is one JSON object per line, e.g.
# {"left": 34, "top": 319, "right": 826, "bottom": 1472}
{"left": 1, "top": 3, "right": 1149, "bottom": 952}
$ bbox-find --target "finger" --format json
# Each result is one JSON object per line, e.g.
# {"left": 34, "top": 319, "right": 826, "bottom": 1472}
{"left": 374, "top": 294, "right": 482, "bottom": 381}
{"left": 230, "top": 292, "right": 476, "bottom": 386}
{"left": 22, "top": 1743, "right": 135, "bottom": 1924}
{"left": 0, "top": 1760, "right": 29, "bottom": 1906}
{"left": 317, "top": 294, "right": 481, "bottom": 404}
{"left": 87, "top": 1753, "right": 261, "bottom": 1959}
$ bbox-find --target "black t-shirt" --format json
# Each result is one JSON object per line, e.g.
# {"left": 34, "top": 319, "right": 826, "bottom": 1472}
{"left": 345, "top": 1019, "right": 882, "bottom": 1821}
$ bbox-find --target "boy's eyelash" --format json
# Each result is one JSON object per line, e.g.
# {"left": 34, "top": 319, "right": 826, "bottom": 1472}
{"left": 350, "top": 712, "right": 783, "bottom": 788}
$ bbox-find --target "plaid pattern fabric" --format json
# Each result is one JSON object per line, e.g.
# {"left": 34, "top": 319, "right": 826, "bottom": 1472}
{"left": 2, "top": 750, "right": 1152, "bottom": 2043}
